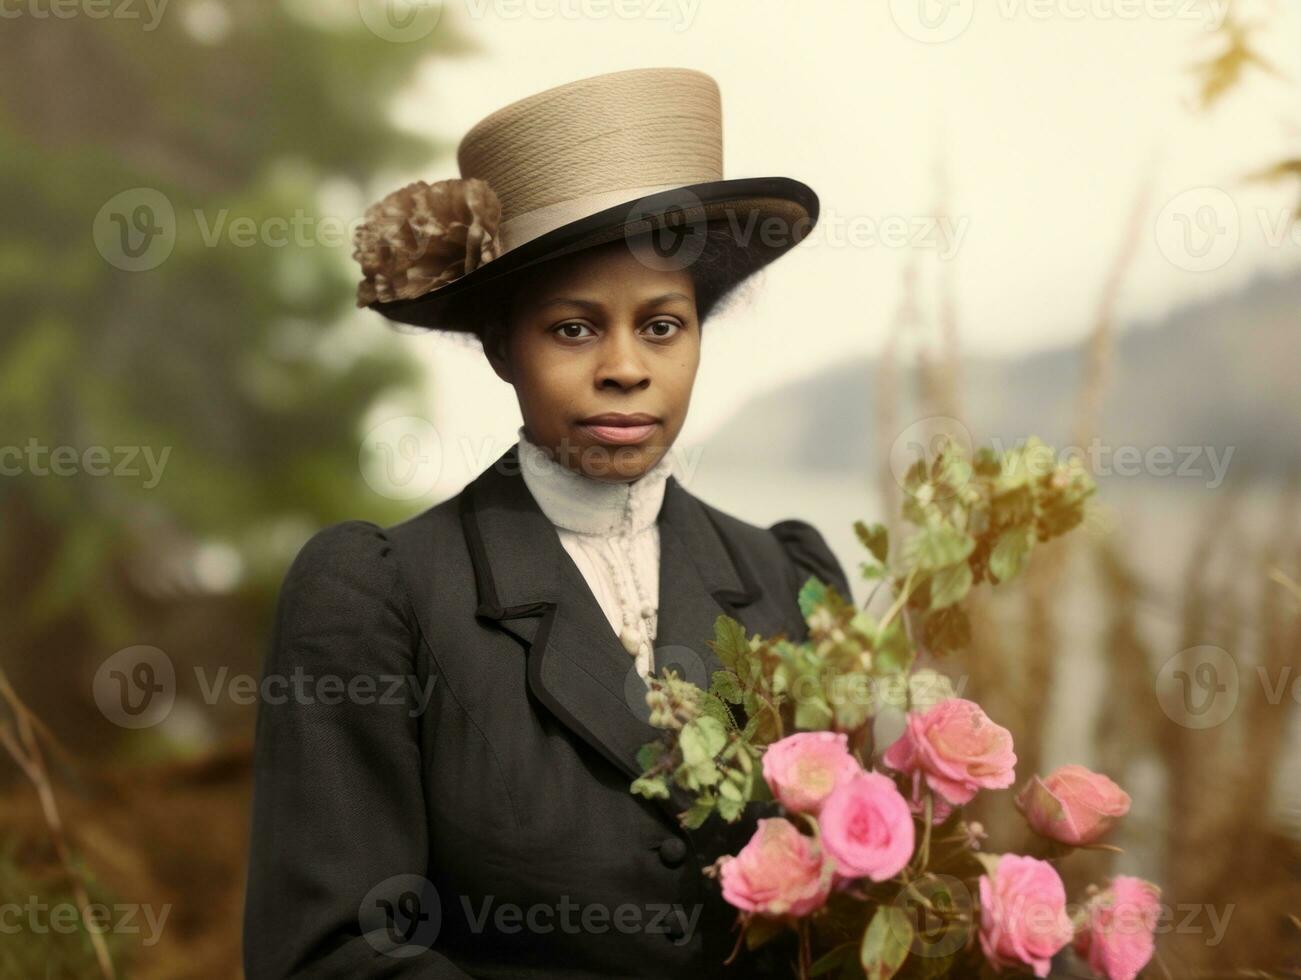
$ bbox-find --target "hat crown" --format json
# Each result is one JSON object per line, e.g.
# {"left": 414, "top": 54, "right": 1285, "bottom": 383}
{"left": 456, "top": 68, "right": 724, "bottom": 227}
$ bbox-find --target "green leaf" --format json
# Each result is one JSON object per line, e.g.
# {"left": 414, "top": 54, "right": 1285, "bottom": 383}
{"left": 630, "top": 774, "right": 669, "bottom": 800}
{"left": 928, "top": 562, "right": 972, "bottom": 610}
{"left": 855, "top": 520, "right": 890, "bottom": 564}
{"left": 935, "top": 453, "right": 973, "bottom": 495}
{"left": 682, "top": 715, "right": 727, "bottom": 762}
{"left": 850, "top": 609, "right": 878, "bottom": 640}
{"left": 860, "top": 561, "right": 887, "bottom": 581}
{"left": 635, "top": 740, "right": 665, "bottom": 772}
{"left": 718, "top": 776, "right": 744, "bottom": 802}
{"left": 860, "top": 906, "right": 913, "bottom": 979}
{"left": 906, "top": 525, "right": 975, "bottom": 573}
{"left": 811, "top": 942, "right": 856, "bottom": 976}
{"left": 923, "top": 606, "right": 971, "bottom": 656}
{"left": 717, "top": 792, "right": 745, "bottom": 822}
{"left": 988, "top": 526, "right": 1033, "bottom": 583}
{"left": 711, "top": 670, "right": 744, "bottom": 704}
{"left": 992, "top": 481, "right": 1035, "bottom": 527}
{"left": 830, "top": 679, "right": 874, "bottom": 732}
{"left": 681, "top": 795, "right": 716, "bottom": 829}
{"left": 700, "top": 692, "right": 736, "bottom": 729}
{"left": 972, "top": 446, "right": 1001, "bottom": 476}
{"left": 679, "top": 716, "right": 727, "bottom": 789}
{"left": 794, "top": 695, "right": 833, "bottom": 731}
{"left": 874, "top": 621, "right": 915, "bottom": 675}
{"left": 799, "top": 575, "right": 830, "bottom": 620}
{"left": 710, "top": 615, "right": 750, "bottom": 674}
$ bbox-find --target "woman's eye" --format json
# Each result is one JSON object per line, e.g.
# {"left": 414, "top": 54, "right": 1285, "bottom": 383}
{"left": 643, "top": 320, "right": 681, "bottom": 339}
{"left": 553, "top": 321, "right": 594, "bottom": 339}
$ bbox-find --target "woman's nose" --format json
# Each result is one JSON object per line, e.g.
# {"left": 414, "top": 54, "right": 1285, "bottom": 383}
{"left": 595, "top": 325, "right": 650, "bottom": 390}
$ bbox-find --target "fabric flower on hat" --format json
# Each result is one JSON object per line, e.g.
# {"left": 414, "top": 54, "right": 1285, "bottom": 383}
{"left": 352, "top": 177, "right": 502, "bottom": 307}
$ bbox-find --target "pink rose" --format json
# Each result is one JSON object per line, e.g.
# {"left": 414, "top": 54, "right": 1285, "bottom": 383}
{"left": 1015, "top": 764, "right": 1132, "bottom": 846}
{"left": 719, "top": 818, "right": 835, "bottom": 918}
{"left": 883, "top": 698, "right": 1017, "bottom": 813}
{"left": 819, "top": 770, "right": 915, "bottom": 882}
{"left": 762, "top": 731, "right": 861, "bottom": 814}
{"left": 1073, "top": 876, "right": 1161, "bottom": 980}
{"left": 979, "top": 854, "right": 1074, "bottom": 978}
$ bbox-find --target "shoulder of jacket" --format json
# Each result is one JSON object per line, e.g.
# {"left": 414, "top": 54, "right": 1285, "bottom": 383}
{"left": 691, "top": 493, "right": 849, "bottom": 593}
{"left": 689, "top": 496, "right": 781, "bottom": 556}
{"left": 289, "top": 519, "right": 391, "bottom": 573}
{"left": 688, "top": 497, "right": 828, "bottom": 565}
{"left": 284, "top": 490, "right": 463, "bottom": 589}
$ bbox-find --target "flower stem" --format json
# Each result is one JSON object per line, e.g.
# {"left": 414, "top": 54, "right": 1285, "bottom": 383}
{"left": 911, "top": 793, "right": 933, "bottom": 875}
{"left": 879, "top": 568, "right": 918, "bottom": 635}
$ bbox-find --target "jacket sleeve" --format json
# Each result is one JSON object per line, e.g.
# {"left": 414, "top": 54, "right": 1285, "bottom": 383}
{"left": 243, "top": 520, "right": 475, "bottom": 980}
{"left": 768, "top": 518, "right": 854, "bottom": 604}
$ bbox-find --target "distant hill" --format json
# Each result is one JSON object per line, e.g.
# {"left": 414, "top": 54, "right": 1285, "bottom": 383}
{"left": 703, "top": 270, "right": 1301, "bottom": 485}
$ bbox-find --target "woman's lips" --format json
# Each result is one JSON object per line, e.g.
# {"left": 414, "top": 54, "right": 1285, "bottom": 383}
{"left": 579, "top": 422, "right": 658, "bottom": 445}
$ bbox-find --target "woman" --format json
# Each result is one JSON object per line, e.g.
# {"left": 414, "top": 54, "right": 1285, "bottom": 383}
{"left": 243, "top": 68, "right": 851, "bottom": 979}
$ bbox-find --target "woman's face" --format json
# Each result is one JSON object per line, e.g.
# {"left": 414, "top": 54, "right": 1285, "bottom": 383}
{"left": 487, "top": 239, "right": 701, "bottom": 482}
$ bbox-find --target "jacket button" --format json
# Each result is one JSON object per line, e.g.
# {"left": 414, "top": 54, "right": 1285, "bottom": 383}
{"left": 658, "top": 836, "right": 687, "bottom": 867}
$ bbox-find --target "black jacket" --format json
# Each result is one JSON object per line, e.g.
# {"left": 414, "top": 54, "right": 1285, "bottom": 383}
{"left": 243, "top": 443, "right": 852, "bottom": 979}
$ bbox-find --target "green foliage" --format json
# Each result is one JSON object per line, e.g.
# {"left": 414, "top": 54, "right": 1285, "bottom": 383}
{"left": 860, "top": 906, "right": 913, "bottom": 980}
{"left": 628, "top": 437, "right": 1100, "bottom": 976}
{"left": 0, "top": 845, "right": 131, "bottom": 979}
{"left": 0, "top": 4, "right": 469, "bottom": 737}
{"left": 631, "top": 437, "right": 1095, "bottom": 834}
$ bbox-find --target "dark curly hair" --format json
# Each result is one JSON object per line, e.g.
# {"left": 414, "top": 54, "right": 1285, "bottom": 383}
{"left": 440, "top": 222, "right": 780, "bottom": 362}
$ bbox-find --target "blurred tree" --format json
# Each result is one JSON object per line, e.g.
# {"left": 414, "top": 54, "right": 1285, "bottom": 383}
{"left": 0, "top": 0, "right": 471, "bottom": 755}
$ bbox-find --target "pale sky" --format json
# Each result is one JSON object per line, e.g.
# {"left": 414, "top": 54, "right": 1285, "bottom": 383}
{"left": 341, "top": 0, "right": 1300, "bottom": 491}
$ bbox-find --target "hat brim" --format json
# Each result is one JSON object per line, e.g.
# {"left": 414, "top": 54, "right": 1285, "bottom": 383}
{"left": 364, "top": 175, "right": 819, "bottom": 332}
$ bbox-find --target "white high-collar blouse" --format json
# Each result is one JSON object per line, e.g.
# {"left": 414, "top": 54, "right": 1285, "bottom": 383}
{"left": 516, "top": 425, "right": 674, "bottom": 681}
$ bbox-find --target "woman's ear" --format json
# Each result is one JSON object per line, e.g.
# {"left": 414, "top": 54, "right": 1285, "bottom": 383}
{"left": 484, "top": 333, "right": 513, "bottom": 383}
{"left": 480, "top": 290, "right": 519, "bottom": 384}
{"left": 479, "top": 309, "right": 515, "bottom": 383}
{"left": 489, "top": 346, "right": 512, "bottom": 385}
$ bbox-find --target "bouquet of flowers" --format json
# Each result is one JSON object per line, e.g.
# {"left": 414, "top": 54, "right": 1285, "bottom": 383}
{"left": 632, "top": 437, "right": 1163, "bottom": 979}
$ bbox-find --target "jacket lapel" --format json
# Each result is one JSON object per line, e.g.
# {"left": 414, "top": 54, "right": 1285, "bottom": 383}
{"left": 460, "top": 443, "right": 763, "bottom": 827}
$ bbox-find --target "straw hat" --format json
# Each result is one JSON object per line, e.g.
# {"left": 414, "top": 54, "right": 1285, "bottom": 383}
{"left": 352, "top": 67, "right": 820, "bottom": 333}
